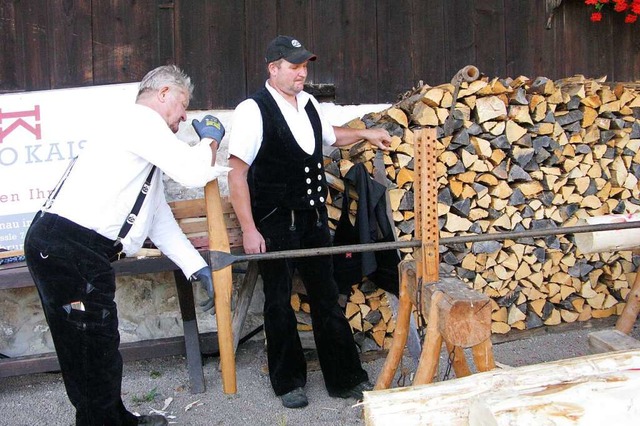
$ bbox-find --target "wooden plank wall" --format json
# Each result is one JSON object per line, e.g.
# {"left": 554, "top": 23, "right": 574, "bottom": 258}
{"left": 1, "top": 0, "right": 639, "bottom": 109}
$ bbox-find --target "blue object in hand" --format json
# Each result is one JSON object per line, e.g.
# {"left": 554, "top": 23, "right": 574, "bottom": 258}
{"left": 191, "top": 266, "right": 215, "bottom": 313}
{"left": 191, "top": 114, "right": 225, "bottom": 145}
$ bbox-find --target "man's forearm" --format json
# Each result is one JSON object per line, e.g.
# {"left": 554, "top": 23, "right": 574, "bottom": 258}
{"left": 332, "top": 126, "right": 392, "bottom": 150}
{"left": 228, "top": 171, "right": 257, "bottom": 233}
{"left": 332, "top": 126, "right": 366, "bottom": 147}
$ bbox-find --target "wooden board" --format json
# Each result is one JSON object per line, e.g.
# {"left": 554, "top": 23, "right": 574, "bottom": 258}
{"left": 588, "top": 329, "right": 640, "bottom": 353}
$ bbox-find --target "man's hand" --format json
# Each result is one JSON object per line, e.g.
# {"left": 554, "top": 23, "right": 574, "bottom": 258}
{"left": 192, "top": 114, "right": 225, "bottom": 145}
{"left": 364, "top": 128, "right": 392, "bottom": 151}
{"left": 242, "top": 228, "right": 266, "bottom": 254}
{"left": 191, "top": 266, "right": 215, "bottom": 313}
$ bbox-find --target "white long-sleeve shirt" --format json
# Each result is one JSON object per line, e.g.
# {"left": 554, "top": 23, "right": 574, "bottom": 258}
{"left": 48, "top": 103, "right": 228, "bottom": 277}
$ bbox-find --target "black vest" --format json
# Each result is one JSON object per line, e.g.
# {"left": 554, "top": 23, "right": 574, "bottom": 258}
{"left": 247, "top": 88, "right": 328, "bottom": 212}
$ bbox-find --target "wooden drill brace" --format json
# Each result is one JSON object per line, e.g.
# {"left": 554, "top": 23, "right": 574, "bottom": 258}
{"left": 375, "top": 128, "right": 495, "bottom": 389}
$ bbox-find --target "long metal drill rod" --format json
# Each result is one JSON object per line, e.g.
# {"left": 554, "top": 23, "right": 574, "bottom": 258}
{"left": 209, "top": 219, "right": 640, "bottom": 271}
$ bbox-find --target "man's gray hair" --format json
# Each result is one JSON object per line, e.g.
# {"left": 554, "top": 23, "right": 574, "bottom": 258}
{"left": 136, "top": 65, "right": 194, "bottom": 100}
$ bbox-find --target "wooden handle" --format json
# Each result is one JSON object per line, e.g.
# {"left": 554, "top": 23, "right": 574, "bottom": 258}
{"left": 204, "top": 179, "right": 237, "bottom": 394}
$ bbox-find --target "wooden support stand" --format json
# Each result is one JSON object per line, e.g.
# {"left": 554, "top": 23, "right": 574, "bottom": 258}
{"left": 375, "top": 128, "right": 495, "bottom": 390}
{"left": 376, "top": 261, "right": 494, "bottom": 388}
{"left": 412, "top": 274, "right": 494, "bottom": 384}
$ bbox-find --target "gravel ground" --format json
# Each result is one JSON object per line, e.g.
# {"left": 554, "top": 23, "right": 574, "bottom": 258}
{"left": 1, "top": 321, "right": 639, "bottom": 426}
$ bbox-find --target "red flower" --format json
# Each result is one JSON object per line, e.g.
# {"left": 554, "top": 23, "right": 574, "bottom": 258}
{"left": 586, "top": 0, "right": 638, "bottom": 23}
{"left": 614, "top": 0, "right": 629, "bottom": 12}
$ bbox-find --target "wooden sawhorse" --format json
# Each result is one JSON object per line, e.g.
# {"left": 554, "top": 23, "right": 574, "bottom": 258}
{"left": 375, "top": 128, "right": 495, "bottom": 389}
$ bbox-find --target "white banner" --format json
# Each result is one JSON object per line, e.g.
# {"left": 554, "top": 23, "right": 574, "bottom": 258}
{"left": 0, "top": 83, "right": 139, "bottom": 250}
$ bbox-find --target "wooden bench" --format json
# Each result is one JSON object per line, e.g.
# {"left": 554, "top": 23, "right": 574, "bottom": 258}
{"left": 0, "top": 193, "right": 254, "bottom": 395}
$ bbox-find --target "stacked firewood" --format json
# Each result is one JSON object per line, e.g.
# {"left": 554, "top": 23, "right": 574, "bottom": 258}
{"left": 319, "top": 73, "right": 640, "bottom": 341}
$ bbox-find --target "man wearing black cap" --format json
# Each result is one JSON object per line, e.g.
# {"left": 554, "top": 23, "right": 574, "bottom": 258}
{"left": 227, "top": 35, "right": 391, "bottom": 408}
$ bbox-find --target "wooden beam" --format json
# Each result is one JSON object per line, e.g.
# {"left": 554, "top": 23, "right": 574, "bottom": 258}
{"left": 588, "top": 329, "right": 640, "bottom": 353}
{"left": 0, "top": 333, "right": 219, "bottom": 379}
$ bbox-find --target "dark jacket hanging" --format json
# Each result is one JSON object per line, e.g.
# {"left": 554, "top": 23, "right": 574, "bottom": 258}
{"left": 332, "top": 162, "right": 400, "bottom": 296}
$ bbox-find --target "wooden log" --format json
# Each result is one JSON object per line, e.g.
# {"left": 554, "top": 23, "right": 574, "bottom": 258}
{"left": 574, "top": 214, "right": 640, "bottom": 254}
{"left": 364, "top": 349, "right": 640, "bottom": 426}
{"left": 424, "top": 277, "right": 492, "bottom": 348}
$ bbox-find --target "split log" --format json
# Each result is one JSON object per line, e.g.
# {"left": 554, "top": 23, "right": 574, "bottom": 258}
{"left": 363, "top": 349, "right": 640, "bottom": 426}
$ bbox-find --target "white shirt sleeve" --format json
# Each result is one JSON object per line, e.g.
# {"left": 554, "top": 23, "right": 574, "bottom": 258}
{"left": 128, "top": 106, "right": 229, "bottom": 187}
{"left": 227, "top": 99, "right": 263, "bottom": 166}
{"left": 308, "top": 96, "right": 337, "bottom": 146}
{"left": 147, "top": 195, "right": 206, "bottom": 278}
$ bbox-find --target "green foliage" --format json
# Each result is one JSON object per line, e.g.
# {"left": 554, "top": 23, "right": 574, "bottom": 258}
{"left": 131, "top": 387, "right": 159, "bottom": 405}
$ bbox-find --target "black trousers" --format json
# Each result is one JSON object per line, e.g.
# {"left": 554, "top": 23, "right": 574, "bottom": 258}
{"left": 24, "top": 213, "right": 138, "bottom": 426}
{"left": 255, "top": 206, "right": 368, "bottom": 396}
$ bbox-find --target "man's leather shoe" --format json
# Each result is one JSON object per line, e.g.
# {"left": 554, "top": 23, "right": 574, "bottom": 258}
{"left": 280, "top": 387, "right": 308, "bottom": 408}
{"left": 137, "top": 414, "right": 168, "bottom": 425}
{"left": 329, "top": 380, "right": 374, "bottom": 400}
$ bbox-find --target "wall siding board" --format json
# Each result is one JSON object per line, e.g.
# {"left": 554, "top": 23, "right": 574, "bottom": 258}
{"left": 376, "top": 0, "right": 416, "bottom": 102}
{"left": 443, "top": 1, "right": 476, "bottom": 80}
{"left": 176, "top": 1, "right": 246, "bottom": 109}
{"left": 206, "top": 1, "right": 246, "bottom": 109}
{"left": 559, "top": 1, "right": 613, "bottom": 80}
{"left": 410, "top": 0, "right": 447, "bottom": 87}
{"left": 313, "top": 0, "right": 378, "bottom": 104}
{"left": 244, "top": 0, "right": 277, "bottom": 97}
{"left": 50, "top": 0, "right": 93, "bottom": 88}
{"left": 474, "top": 0, "right": 506, "bottom": 78}
{"left": 157, "top": 1, "right": 176, "bottom": 67}
{"left": 14, "top": 0, "right": 50, "bottom": 91}
{"left": 0, "top": 1, "right": 19, "bottom": 91}
{"left": 504, "top": 1, "right": 554, "bottom": 80}
{"left": 311, "top": 0, "right": 341, "bottom": 92}
{"left": 1, "top": 1, "right": 640, "bottom": 106}
{"left": 92, "top": 0, "right": 158, "bottom": 85}
{"left": 175, "top": 0, "right": 213, "bottom": 107}
{"left": 276, "top": 0, "right": 314, "bottom": 83}
{"left": 340, "top": 0, "right": 378, "bottom": 104}
{"left": 610, "top": 9, "right": 640, "bottom": 81}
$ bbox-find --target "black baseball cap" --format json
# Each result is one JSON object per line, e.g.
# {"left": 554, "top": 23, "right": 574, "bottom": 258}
{"left": 265, "top": 35, "right": 317, "bottom": 64}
